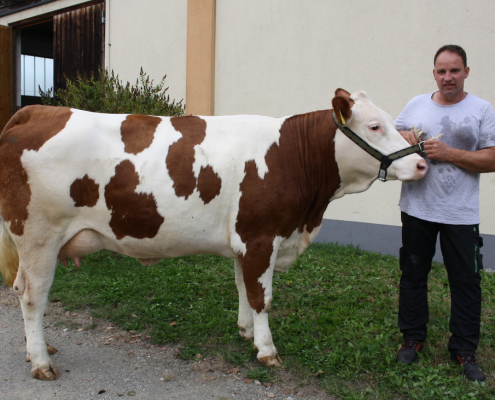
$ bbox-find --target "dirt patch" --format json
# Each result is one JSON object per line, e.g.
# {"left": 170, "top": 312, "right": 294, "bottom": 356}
{"left": 0, "top": 285, "right": 334, "bottom": 399}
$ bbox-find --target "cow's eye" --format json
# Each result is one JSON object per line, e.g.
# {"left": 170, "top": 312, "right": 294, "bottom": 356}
{"left": 370, "top": 125, "right": 380, "bottom": 131}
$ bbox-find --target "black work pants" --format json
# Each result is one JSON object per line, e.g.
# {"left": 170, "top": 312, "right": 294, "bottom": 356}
{"left": 398, "top": 212, "right": 483, "bottom": 355}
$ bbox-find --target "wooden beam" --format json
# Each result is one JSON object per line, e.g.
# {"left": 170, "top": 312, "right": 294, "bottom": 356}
{"left": 0, "top": 25, "right": 13, "bottom": 132}
{"left": 186, "top": 0, "right": 215, "bottom": 116}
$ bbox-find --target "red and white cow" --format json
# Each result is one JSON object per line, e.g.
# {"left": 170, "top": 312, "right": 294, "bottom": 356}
{"left": 0, "top": 89, "right": 427, "bottom": 380}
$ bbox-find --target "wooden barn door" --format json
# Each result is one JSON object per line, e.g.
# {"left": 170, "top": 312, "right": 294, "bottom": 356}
{"left": 53, "top": 1, "right": 105, "bottom": 91}
{"left": 0, "top": 25, "right": 13, "bottom": 132}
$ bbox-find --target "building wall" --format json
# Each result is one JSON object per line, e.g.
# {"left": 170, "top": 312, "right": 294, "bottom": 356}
{"left": 104, "top": 0, "right": 187, "bottom": 105}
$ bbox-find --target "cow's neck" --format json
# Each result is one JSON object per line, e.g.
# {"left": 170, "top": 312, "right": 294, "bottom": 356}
{"left": 274, "top": 110, "right": 342, "bottom": 233}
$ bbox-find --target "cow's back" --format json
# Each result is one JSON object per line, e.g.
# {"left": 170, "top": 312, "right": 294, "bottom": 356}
{"left": 0, "top": 106, "right": 294, "bottom": 260}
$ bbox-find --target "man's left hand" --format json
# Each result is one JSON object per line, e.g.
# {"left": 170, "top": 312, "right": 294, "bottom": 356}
{"left": 423, "top": 141, "right": 495, "bottom": 173}
{"left": 423, "top": 140, "right": 451, "bottom": 162}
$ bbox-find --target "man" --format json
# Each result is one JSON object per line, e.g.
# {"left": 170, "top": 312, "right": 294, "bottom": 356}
{"left": 394, "top": 44, "right": 495, "bottom": 383}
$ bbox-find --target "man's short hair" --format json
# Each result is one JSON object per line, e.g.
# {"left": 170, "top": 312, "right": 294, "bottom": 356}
{"left": 434, "top": 45, "right": 467, "bottom": 67}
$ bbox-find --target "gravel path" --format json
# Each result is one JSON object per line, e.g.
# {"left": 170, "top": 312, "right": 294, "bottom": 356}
{"left": 0, "top": 286, "right": 333, "bottom": 400}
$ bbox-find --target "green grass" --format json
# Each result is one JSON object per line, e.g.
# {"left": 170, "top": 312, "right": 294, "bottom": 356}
{"left": 4, "top": 243, "right": 495, "bottom": 398}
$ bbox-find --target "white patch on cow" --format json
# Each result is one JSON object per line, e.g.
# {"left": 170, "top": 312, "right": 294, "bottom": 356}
{"left": 194, "top": 115, "right": 284, "bottom": 180}
{"left": 274, "top": 226, "right": 321, "bottom": 272}
{"left": 20, "top": 111, "right": 127, "bottom": 239}
{"left": 234, "top": 259, "right": 254, "bottom": 339}
{"left": 331, "top": 129, "right": 378, "bottom": 199}
{"left": 131, "top": 118, "right": 180, "bottom": 190}
{"left": 230, "top": 232, "right": 247, "bottom": 256}
{"left": 252, "top": 311, "right": 278, "bottom": 360}
{"left": 252, "top": 237, "right": 281, "bottom": 361}
{"left": 258, "top": 237, "right": 279, "bottom": 303}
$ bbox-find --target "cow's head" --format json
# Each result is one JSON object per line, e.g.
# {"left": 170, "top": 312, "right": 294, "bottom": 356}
{"left": 331, "top": 89, "right": 428, "bottom": 186}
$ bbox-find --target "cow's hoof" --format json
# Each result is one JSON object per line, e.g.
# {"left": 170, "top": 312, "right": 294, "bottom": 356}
{"left": 32, "top": 365, "right": 60, "bottom": 380}
{"left": 258, "top": 354, "right": 282, "bottom": 367}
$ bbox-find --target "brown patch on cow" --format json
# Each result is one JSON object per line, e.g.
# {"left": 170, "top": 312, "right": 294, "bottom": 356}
{"left": 0, "top": 105, "right": 72, "bottom": 235}
{"left": 237, "top": 238, "right": 274, "bottom": 313}
{"left": 235, "top": 110, "right": 342, "bottom": 312}
{"left": 120, "top": 114, "right": 161, "bottom": 154}
{"left": 197, "top": 165, "right": 222, "bottom": 204}
{"left": 70, "top": 175, "right": 99, "bottom": 207}
{"left": 104, "top": 160, "right": 164, "bottom": 239}
{"left": 166, "top": 116, "right": 207, "bottom": 199}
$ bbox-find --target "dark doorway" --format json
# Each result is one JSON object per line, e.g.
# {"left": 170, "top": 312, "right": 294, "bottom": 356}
{"left": 19, "top": 20, "right": 54, "bottom": 107}
{"left": 12, "top": 0, "right": 105, "bottom": 108}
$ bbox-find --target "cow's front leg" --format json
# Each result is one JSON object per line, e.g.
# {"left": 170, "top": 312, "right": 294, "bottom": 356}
{"left": 252, "top": 310, "right": 282, "bottom": 366}
{"left": 251, "top": 272, "right": 282, "bottom": 367}
{"left": 14, "top": 259, "right": 60, "bottom": 380}
{"left": 239, "top": 242, "right": 282, "bottom": 367}
{"left": 234, "top": 259, "right": 254, "bottom": 340}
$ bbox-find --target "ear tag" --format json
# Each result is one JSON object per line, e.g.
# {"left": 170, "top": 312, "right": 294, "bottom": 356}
{"left": 339, "top": 110, "right": 346, "bottom": 126}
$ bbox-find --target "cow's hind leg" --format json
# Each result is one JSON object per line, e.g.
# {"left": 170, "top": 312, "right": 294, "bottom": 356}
{"left": 25, "top": 342, "right": 58, "bottom": 362}
{"left": 14, "top": 251, "right": 60, "bottom": 380}
{"left": 234, "top": 259, "right": 254, "bottom": 340}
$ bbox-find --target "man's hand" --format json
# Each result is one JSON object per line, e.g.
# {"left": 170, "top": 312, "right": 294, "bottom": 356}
{"left": 423, "top": 140, "right": 451, "bottom": 162}
{"left": 423, "top": 141, "right": 495, "bottom": 172}
{"left": 399, "top": 126, "right": 424, "bottom": 146}
{"left": 399, "top": 130, "right": 418, "bottom": 146}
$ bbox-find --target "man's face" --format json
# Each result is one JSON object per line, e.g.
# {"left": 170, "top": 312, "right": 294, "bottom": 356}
{"left": 433, "top": 51, "right": 470, "bottom": 101}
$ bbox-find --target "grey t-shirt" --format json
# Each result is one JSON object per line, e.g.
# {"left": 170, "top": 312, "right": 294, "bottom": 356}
{"left": 395, "top": 92, "right": 495, "bottom": 225}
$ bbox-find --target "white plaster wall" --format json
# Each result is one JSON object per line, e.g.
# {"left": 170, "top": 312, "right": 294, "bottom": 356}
{"left": 105, "top": 0, "right": 187, "bottom": 105}
{"left": 215, "top": 0, "right": 495, "bottom": 234}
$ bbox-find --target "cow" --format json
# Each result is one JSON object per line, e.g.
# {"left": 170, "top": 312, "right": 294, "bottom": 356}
{"left": 0, "top": 89, "right": 427, "bottom": 380}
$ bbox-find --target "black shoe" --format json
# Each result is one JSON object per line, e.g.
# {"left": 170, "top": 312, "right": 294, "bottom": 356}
{"left": 397, "top": 340, "right": 424, "bottom": 365}
{"left": 451, "top": 353, "right": 486, "bottom": 383}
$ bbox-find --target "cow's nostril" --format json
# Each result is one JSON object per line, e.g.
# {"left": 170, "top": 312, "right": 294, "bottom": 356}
{"left": 417, "top": 162, "right": 428, "bottom": 172}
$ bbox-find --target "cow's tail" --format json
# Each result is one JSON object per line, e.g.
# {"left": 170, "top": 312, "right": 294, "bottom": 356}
{"left": 0, "top": 216, "right": 19, "bottom": 288}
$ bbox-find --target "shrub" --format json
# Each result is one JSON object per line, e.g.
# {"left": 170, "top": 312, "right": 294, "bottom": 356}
{"left": 40, "top": 68, "right": 185, "bottom": 116}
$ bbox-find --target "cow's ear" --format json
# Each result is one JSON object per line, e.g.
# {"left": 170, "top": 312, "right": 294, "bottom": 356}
{"left": 334, "top": 88, "right": 351, "bottom": 100}
{"left": 332, "top": 89, "right": 354, "bottom": 122}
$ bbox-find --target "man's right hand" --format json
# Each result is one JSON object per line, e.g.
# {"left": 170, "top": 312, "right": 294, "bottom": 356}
{"left": 399, "top": 130, "right": 419, "bottom": 146}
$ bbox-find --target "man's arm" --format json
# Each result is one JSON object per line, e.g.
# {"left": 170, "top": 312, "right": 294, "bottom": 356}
{"left": 423, "top": 141, "right": 495, "bottom": 173}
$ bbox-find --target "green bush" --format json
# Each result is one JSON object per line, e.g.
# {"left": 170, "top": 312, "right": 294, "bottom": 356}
{"left": 40, "top": 68, "right": 185, "bottom": 116}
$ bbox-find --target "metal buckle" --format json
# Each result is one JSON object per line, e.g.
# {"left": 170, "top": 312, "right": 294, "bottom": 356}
{"left": 378, "top": 168, "right": 387, "bottom": 182}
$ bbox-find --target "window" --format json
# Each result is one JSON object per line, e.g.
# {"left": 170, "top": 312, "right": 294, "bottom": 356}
{"left": 21, "top": 54, "right": 53, "bottom": 97}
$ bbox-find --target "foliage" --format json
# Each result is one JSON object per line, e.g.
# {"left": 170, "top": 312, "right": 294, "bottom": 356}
{"left": 40, "top": 68, "right": 185, "bottom": 116}
{"left": 3, "top": 244, "right": 495, "bottom": 398}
